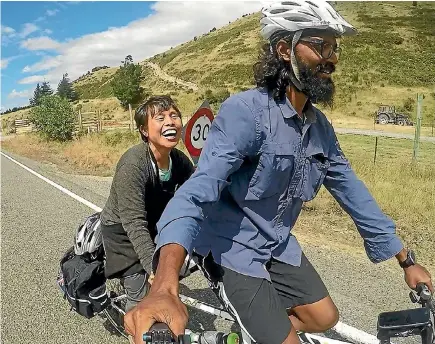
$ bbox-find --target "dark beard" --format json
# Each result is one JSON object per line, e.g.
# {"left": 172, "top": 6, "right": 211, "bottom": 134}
{"left": 299, "top": 64, "right": 335, "bottom": 107}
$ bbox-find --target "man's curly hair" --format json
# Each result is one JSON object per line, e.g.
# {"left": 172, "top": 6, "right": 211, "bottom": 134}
{"left": 253, "top": 34, "right": 294, "bottom": 102}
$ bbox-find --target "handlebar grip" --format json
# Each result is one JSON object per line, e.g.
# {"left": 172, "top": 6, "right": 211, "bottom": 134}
{"left": 143, "top": 323, "right": 173, "bottom": 343}
{"left": 416, "top": 282, "right": 432, "bottom": 301}
{"left": 142, "top": 323, "right": 191, "bottom": 344}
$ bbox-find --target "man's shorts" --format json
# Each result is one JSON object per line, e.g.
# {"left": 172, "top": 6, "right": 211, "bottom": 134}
{"left": 195, "top": 252, "right": 329, "bottom": 344}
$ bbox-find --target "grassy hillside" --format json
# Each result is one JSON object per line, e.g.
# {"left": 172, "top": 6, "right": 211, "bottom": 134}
{"left": 149, "top": 2, "right": 435, "bottom": 122}
{"left": 4, "top": 2, "right": 434, "bottom": 124}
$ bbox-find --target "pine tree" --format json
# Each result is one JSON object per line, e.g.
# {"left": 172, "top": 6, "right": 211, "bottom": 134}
{"left": 40, "top": 81, "right": 54, "bottom": 98}
{"left": 57, "top": 73, "right": 78, "bottom": 101}
{"left": 30, "top": 83, "right": 42, "bottom": 106}
{"left": 111, "top": 55, "right": 143, "bottom": 109}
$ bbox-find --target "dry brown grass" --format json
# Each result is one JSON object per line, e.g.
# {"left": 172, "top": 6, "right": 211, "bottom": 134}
{"left": 1, "top": 131, "right": 140, "bottom": 176}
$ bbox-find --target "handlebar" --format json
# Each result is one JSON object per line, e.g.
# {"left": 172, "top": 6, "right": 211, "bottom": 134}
{"left": 416, "top": 283, "right": 432, "bottom": 302}
{"left": 143, "top": 323, "right": 240, "bottom": 344}
{"left": 414, "top": 282, "right": 435, "bottom": 316}
{"left": 143, "top": 323, "right": 191, "bottom": 344}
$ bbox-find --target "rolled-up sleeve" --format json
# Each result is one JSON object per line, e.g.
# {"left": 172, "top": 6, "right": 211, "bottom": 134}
{"left": 154, "top": 97, "right": 260, "bottom": 258}
{"left": 323, "top": 128, "right": 403, "bottom": 263}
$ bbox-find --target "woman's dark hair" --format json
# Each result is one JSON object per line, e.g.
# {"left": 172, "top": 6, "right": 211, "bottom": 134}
{"left": 253, "top": 33, "right": 295, "bottom": 102}
{"left": 134, "top": 95, "right": 181, "bottom": 142}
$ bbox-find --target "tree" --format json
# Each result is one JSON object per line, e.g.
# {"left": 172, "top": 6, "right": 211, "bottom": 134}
{"left": 29, "top": 95, "right": 76, "bottom": 141}
{"left": 111, "top": 55, "right": 143, "bottom": 109}
{"left": 57, "top": 73, "right": 78, "bottom": 101}
{"left": 40, "top": 81, "right": 54, "bottom": 97}
{"left": 30, "top": 83, "right": 42, "bottom": 106}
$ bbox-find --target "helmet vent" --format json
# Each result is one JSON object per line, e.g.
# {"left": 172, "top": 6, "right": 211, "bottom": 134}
{"left": 306, "top": 1, "right": 319, "bottom": 8}
{"left": 282, "top": 2, "right": 300, "bottom": 6}
{"left": 270, "top": 8, "right": 288, "bottom": 14}
{"left": 285, "top": 16, "right": 312, "bottom": 22}
{"left": 327, "top": 7, "right": 338, "bottom": 19}
{"left": 299, "top": 9, "right": 321, "bottom": 19}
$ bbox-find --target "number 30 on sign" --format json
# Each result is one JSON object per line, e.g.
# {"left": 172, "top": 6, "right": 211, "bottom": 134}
{"left": 182, "top": 101, "right": 214, "bottom": 164}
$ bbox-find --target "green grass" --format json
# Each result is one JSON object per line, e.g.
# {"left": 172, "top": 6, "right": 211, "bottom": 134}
{"left": 74, "top": 76, "right": 113, "bottom": 99}
{"left": 298, "top": 133, "right": 435, "bottom": 267}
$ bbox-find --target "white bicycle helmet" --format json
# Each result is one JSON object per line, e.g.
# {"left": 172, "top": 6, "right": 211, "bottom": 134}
{"left": 260, "top": 0, "right": 357, "bottom": 40}
{"left": 74, "top": 212, "right": 103, "bottom": 256}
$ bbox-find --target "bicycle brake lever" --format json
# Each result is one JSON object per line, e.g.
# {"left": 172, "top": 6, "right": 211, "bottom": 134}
{"left": 409, "top": 291, "right": 419, "bottom": 304}
{"left": 416, "top": 282, "right": 432, "bottom": 302}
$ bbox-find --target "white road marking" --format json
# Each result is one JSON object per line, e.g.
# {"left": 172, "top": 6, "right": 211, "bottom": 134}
{"left": 1, "top": 151, "right": 102, "bottom": 212}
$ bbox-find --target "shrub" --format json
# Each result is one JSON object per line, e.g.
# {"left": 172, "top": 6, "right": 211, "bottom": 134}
{"left": 29, "top": 95, "right": 76, "bottom": 141}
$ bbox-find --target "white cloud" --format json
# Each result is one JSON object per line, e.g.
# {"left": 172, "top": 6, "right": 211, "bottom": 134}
{"left": 18, "top": 75, "right": 49, "bottom": 85}
{"left": 46, "top": 9, "right": 59, "bottom": 16}
{"left": 1, "top": 25, "right": 17, "bottom": 45}
{"left": 18, "top": 1, "right": 262, "bottom": 87}
{"left": 1, "top": 55, "right": 23, "bottom": 69}
{"left": 44, "top": 29, "right": 53, "bottom": 35}
{"left": 21, "top": 36, "right": 61, "bottom": 51}
{"left": 8, "top": 88, "right": 33, "bottom": 99}
{"left": 20, "top": 23, "right": 39, "bottom": 38}
{"left": 35, "top": 16, "right": 46, "bottom": 22}
{"left": 1, "top": 59, "right": 10, "bottom": 69}
{"left": 22, "top": 56, "right": 63, "bottom": 73}
{"left": 1, "top": 25, "right": 16, "bottom": 35}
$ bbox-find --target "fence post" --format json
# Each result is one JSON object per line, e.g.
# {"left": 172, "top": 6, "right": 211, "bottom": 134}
{"left": 97, "top": 110, "right": 101, "bottom": 132}
{"left": 412, "top": 93, "right": 423, "bottom": 161}
{"left": 373, "top": 136, "right": 378, "bottom": 164}
{"left": 78, "top": 109, "right": 83, "bottom": 131}
{"left": 129, "top": 104, "right": 133, "bottom": 132}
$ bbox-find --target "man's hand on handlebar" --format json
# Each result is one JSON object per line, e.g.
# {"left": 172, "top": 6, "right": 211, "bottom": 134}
{"left": 124, "top": 288, "right": 188, "bottom": 344}
{"left": 124, "top": 244, "right": 189, "bottom": 344}
{"left": 404, "top": 263, "right": 433, "bottom": 293}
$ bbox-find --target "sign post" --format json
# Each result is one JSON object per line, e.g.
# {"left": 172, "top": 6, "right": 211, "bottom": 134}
{"left": 182, "top": 100, "right": 214, "bottom": 165}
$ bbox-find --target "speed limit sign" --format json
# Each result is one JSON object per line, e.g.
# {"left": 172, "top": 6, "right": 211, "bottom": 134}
{"left": 182, "top": 101, "right": 214, "bottom": 164}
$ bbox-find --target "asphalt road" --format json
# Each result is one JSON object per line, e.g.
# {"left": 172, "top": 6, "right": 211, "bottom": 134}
{"left": 1, "top": 150, "right": 430, "bottom": 344}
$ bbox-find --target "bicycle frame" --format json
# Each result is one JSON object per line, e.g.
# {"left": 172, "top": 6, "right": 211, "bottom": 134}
{"left": 60, "top": 272, "right": 433, "bottom": 344}
{"left": 107, "top": 288, "right": 353, "bottom": 344}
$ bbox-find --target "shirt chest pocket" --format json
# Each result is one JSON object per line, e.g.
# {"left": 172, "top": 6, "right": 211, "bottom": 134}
{"left": 299, "top": 153, "right": 330, "bottom": 202}
{"left": 247, "top": 142, "right": 295, "bottom": 200}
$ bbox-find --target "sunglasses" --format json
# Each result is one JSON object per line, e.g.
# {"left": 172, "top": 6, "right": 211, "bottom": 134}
{"left": 299, "top": 37, "right": 342, "bottom": 59}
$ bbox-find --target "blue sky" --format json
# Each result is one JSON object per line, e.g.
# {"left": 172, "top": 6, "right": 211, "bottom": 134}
{"left": 1, "top": 1, "right": 262, "bottom": 111}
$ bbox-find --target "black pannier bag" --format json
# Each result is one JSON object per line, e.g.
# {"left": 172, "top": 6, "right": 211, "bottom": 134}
{"left": 57, "top": 246, "right": 109, "bottom": 318}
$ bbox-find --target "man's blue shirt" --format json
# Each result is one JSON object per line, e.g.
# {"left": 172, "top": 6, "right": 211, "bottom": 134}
{"left": 155, "top": 88, "right": 403, "bottom": 280}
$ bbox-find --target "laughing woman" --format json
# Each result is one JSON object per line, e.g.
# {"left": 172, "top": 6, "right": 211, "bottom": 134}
{"left": 100, "top": 95, "right": 194, "bottom": 312}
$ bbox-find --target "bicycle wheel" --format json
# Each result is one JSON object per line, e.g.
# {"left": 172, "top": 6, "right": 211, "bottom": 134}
{"left": 103, "top": 278, "right": 128, "bottom": 339}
